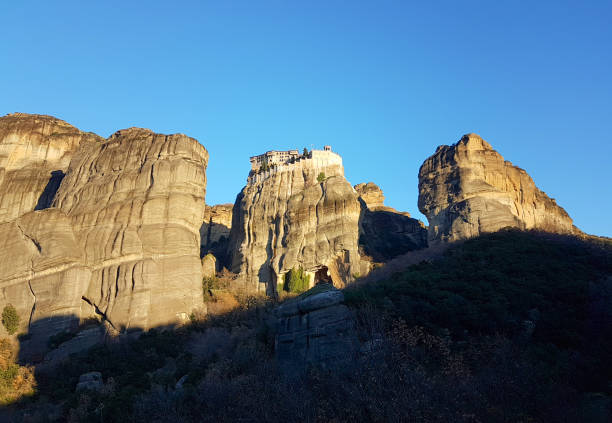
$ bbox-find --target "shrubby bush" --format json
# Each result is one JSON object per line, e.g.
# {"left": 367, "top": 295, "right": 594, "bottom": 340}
{"left": 284, "top": 267, "right": 310, "bottom": 293}
{"left": 1, "top": 304, "right": 19, "bottom": 335}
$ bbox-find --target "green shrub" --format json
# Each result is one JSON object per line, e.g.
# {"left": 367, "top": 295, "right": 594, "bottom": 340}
{"left": 1, "top": 305, "right": 19, "bottom": 335}
{"left": 317, "top": 172, "right": 326, "bottom": 183}
{"left": 284, "top": 267, "right": 310, "bottom": 293}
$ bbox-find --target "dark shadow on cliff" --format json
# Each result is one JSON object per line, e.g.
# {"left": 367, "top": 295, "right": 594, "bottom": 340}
{"left": 34, "top": 170, "right": 65, "bottom": 210}
{"left": 357, "top": 197, "right": 428, "bottom": 263}
{"left": 199, "top": 221, "right": 230, "bottom": 262}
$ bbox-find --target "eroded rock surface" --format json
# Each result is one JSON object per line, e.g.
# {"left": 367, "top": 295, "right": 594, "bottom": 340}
{"left": 355, "top": 182, "right": 427, "bottom": 262}
{"left": 418, "top": 133, "right": 576, "bottom": 242}
{"left": 354, "top": 182, "right": 386, "bottom": 211}
{"left": 0, "top": 114, "right": 208, "bottom": 353}
{"left": 53, "top": 127, "right": 208, "bottom": 331}
{"left": 228, "top": 152, "right": 361, "bottom": 293}
{"left": 0, "top": 113, "right": 102, "bottom": 223}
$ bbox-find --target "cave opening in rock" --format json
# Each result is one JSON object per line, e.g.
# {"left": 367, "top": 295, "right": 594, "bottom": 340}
{"left": 314, "top": 266, "right": 331, "bottom": 285}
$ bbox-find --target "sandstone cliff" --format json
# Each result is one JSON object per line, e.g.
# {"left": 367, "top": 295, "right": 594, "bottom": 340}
{"left": 0, "top": 113, "right": 102, "bottom": 223}
{"left": 227, "top": 153, "right": 362, "bottom": 293}
{"left": 355, "top": 182, "right": 427, "bottom": 262}
{"left": 0, "top": 114, "right": 208, "bottom": 352}
{"left": 418, "top": 133, "right": 576, "bottom": 242}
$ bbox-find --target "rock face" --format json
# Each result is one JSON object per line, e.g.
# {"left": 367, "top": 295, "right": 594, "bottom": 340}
{"left": 228, "top": 151, "right": 362, "bottom": 293}
{"left": 0, "top": 113, "right": 102, "bottom": 223}
{"left": 275, "top": 284, "right": 358, "bottom": 369}
{"left": 53, "top": 127, "right": 208, "bottom": 331}
{"left": 0, "top": 114, "right": 208, "bottom": 352}
{"left": 355, "top": 182, "right": 427, "bottom": 262}
{"left": 418, "top": 133, "right": 576, "bottom": 242}
{"left": 200, "top": 203, "right": 232, "bottom": 259}
{"left": 201, "top": 254, "right": 217, "bottom": 279}
{"left": 354, "top": 182, "right": 386, "bottom": 211}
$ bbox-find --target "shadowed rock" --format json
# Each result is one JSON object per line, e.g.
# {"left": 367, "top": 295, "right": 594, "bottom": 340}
{"left": 355, "top": 182, "right": 427, "bottom": 262}
{"left": 275, "top": 284, "right": 358, "bottom": 370}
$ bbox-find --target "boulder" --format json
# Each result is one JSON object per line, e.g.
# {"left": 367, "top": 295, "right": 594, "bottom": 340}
{"left": 201, "top": 254, "right": 217, "bottom": 279}
{"left": 275, "top": 284, "right": 358, "bottom": 369}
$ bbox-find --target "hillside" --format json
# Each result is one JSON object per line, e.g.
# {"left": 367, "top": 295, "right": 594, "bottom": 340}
{"left": 2, "top": 229, "right": 610, "bottom": 422}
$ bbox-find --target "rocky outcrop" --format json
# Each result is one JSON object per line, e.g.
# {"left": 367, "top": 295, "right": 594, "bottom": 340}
{"left": 228, "top": 153, "right": 362, "bottom": 293}
{"left": 275, "top": 284, "right": 358, "bottom": 369}
{"left": 0, "top": 113, "right": 102, "bottom": 223}
{"left": 200, "top": 203, "right": 232, "bottom": 259}
{"left": 355, "top": 182, "right": 427, "bottom": 262}
{"left": 354, "top": 182, "right": 386, "bottom": 211}
{"left": 201, "top": 254, "right": 217, "bottom": 278}
{"left": 418, "top": 133, "right": 576, "bottom": 242}
{"left": 53, "top": 127, "right": 208, "bottom": 331}
{"left": 0, "top": 114, "right": 208, "bottom": 353}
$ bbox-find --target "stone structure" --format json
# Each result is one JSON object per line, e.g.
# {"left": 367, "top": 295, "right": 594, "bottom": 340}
{"left": 275, "top": 284, "right": 358, "bottom": 370}
{"left": 418, "top": 133, "right": 577, "bottom": 242}
{"left": 355, "top": 182, "right": 427, "bottom": 262}
{"left": 228, "top": 146, "right": 362, "bottom": 293}
{"left": 247, "top": 147, "right": 343, "bottom": 185}
{"left": 250, "top": 149, "right": 299, "bottom": 171}
{"left": 0, "top": 114, "right": 208, "bottom": 355}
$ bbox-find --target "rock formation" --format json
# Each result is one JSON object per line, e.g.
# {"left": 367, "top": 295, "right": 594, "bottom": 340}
{"left": 355, "top": 182, "right": 427, "bottom": 262}
{"left": 0, "top": 113, "right": 208, "bottom": 354}
{"left": 354, "top": 182, "right": 386, "bottom": 211}
{"left": 418, "top": 133, "right": 576, "bottom": 242}
{"left": 227, "top": 150, "right": 362, "bottom": 293}
{"left": 0, "top": 113, "right": 102, "bottom": 223}
{"left": 200, "top": 203, "right": 232, "bottom": 259}
{"left": 275, "top": 284, "right": 358, "bottom": 370}
{"left": 201, "top": 254, "right": 217, "bottom": 279}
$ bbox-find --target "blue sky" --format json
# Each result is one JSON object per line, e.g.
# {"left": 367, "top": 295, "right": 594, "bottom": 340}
{"left": 1, "top": 1, "right": 611, "bottom": 236}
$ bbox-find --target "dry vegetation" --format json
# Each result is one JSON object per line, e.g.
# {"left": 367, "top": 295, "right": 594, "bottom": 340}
{"left": 0, "top": 338, "right": 36, "bottom": 406}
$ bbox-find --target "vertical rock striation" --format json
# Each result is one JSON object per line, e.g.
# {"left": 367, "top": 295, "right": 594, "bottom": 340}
{"left": 0, "top": 114, "right": 208, "bottom": 352}
{"left": 418, "top": 133, "right": 577, "bottom": 242}
{"left": 53, "top": 127, "right": 208, "bottom": 331}
{"left": 228, "top": 152, "right": 362, "bottom": 293}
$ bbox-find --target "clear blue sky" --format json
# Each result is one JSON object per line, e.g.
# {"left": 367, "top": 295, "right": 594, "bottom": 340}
{"left": 1, "top": 1, "right": 610, "bottom": 236}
